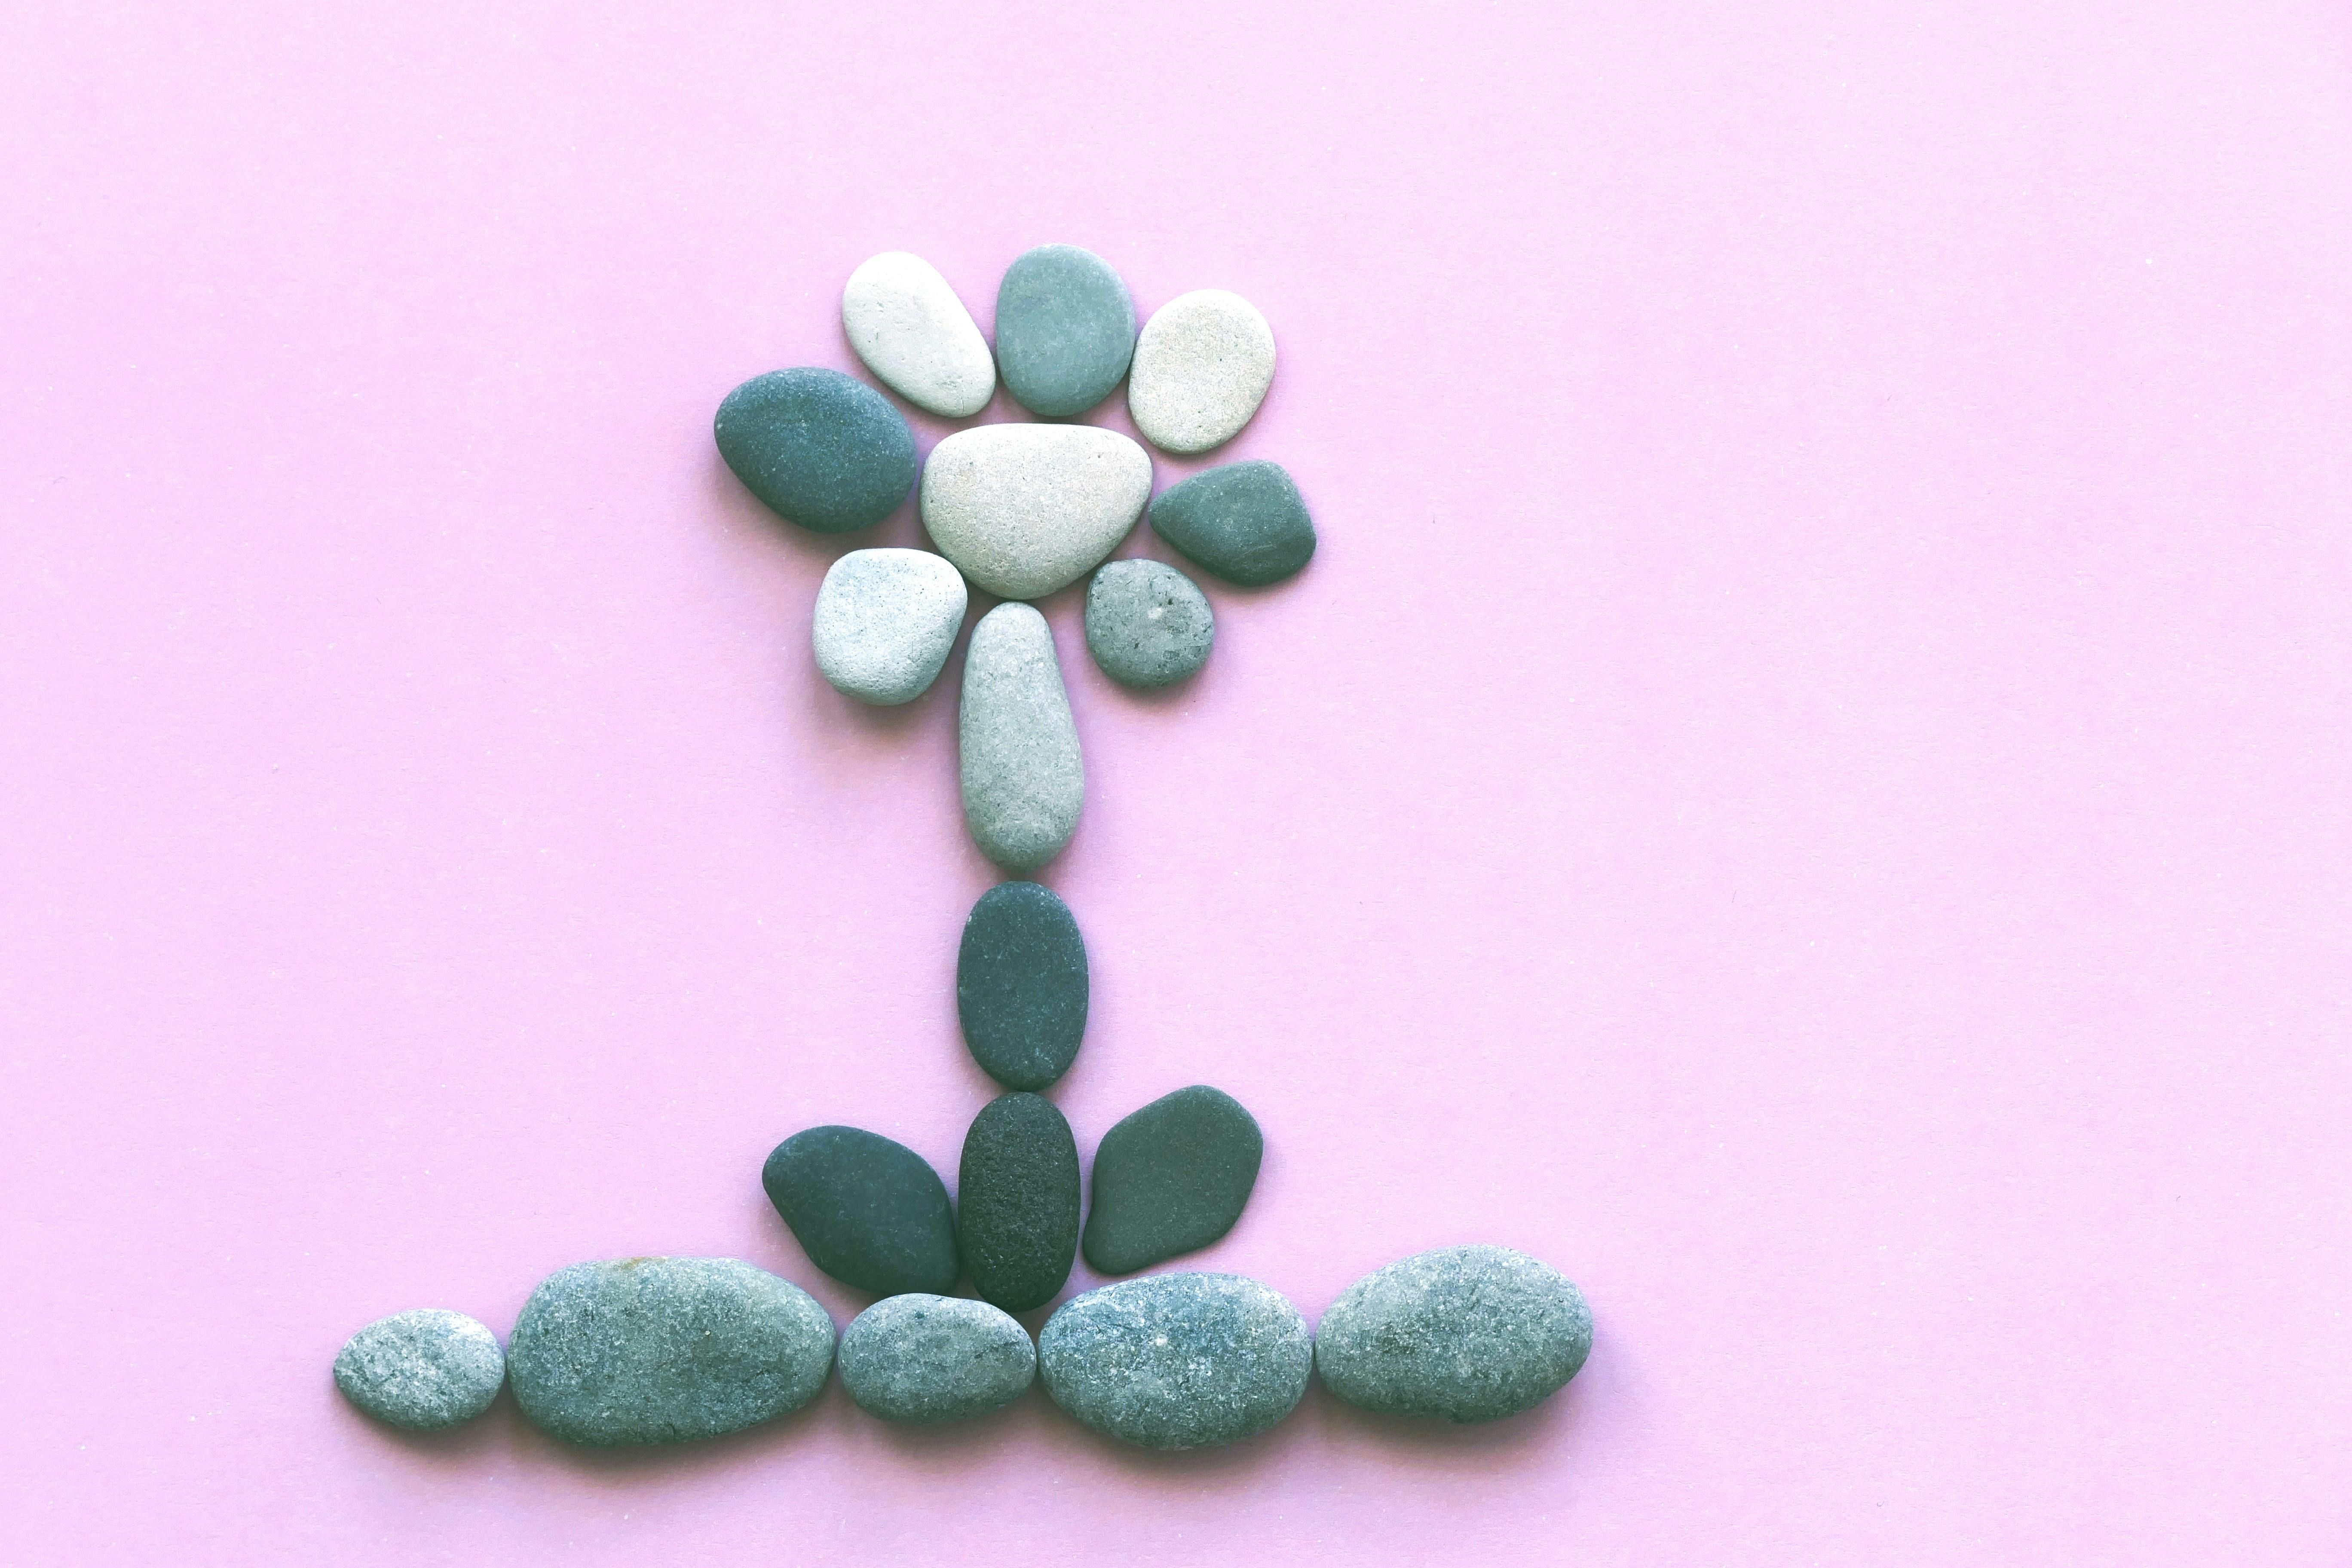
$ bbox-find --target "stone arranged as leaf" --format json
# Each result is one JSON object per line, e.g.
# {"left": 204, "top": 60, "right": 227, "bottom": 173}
{"left": 714, "top": 367, "right": 916, "bottom": 534}
{"left": 762, "top": 1126, "right": 959, "bottom": 1297}
{"left": 957, "top": 881, "right": 1088, "bottom": 1090}
{"left": 1082, "top": 1084, "right": 1263, "bottom": 1276}
{"left": 958, "top": 1092, "right": 1082, "bottom": 1313}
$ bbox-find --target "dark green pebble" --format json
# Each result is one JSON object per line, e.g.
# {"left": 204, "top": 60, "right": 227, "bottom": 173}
{"left": 714, "top": 366, "right": 916, "bottom": 534}
{"left": 1147, "top": 459, "right": 1316, "bottom": 587}
{"left": 1081, "top": 1085, "right": 1263, "bottom": 1276}
{"left": 958, "top": 1093, "right": 1082, "bottom": 1313}
{"left": 762, "top": 1125, "right": 958, "bottom": 1296}
{"left": 957, "top": 881, "right": 1088, "bottom": 1092}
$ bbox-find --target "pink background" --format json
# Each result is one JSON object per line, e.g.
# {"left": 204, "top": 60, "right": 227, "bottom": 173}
{"left": 5, "top": 1, "right": 2350, "bottom": 1561}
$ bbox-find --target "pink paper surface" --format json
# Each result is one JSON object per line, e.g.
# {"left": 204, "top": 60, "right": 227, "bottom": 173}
{"left": 5, "top": 2, "right": 2350, "bottom": 1561}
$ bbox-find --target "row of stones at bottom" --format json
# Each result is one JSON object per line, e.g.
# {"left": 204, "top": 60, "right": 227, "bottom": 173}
{"left": 335, "top": 1245, "right": 1592, "bottom": 1452}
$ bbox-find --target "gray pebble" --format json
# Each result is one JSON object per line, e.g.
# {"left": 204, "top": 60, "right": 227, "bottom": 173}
{"left": 1314, "top": 1245, "right": 1592, "bottom": 1423}
{"left": 1127, "top": 290, "right": 1276, "bottom": 454}
{"left": 959, "top": 603, "right": 1083, "bottom": 871}
{"left": 1039, "top": 1273, "right": 1311, "bottom": 1450}
{"left": 837, "top": 1294, "right": 1036, "bottom": 1424}
{"left": 332, "top": 1308, "right": 505, "bottom": 1432}
{"left": 1084, "top": 560, "right": 1213, "bottom": 687}
{"left": 994, "top": 244, "right": 1137, "bottom": 418}
{"left": 812, "top": 548, "right": 968, "bottom": 705}
{"left": 920, "top": 423, "right": 1152, "bottom": 601}
{"left": 506, "top": 1257, "right": 834, "bottom": 1447}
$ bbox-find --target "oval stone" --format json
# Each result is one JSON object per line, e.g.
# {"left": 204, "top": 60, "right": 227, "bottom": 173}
{"left": 959, "top": 603, "right": 1084, "bottom": 872}
{"left": 332, "top": 1308, "right": 505, "bottom": 1432}
{"left": 921, "top": 424, "right": 1152, "bottom": 601}
{"left": 506, "top": 1258, "right": 833, "bottom": 1447}
{"left": 1148, "top": 460, "right": 1316, "bottom": 587}
{"left": 762, "top": 1126, "right": 959, "bottom": 1297}
{"left": 958, "top": 1092, "right": 1081, "bottom": 1313}
{"left": 812, "top": 548, "right": 968, "bottom": 705}
{"left": 994, "top": 244, "right": 1137, "bottom": 418}
{"left": 1084, "top": 559, "right": 1214, "bottom": 687}
{"left": 957, "top": 881, "right": 1087, "bottom": 1090}
{"left": 837, "top": 1294, "right": 1036, "bottom": 1424}
{"left": 842, "top": 251, "right": 996, "bottom": 419}
{"left": 714, "top": 367, "right": 917, "bottom": 534}
{"left": 1127, "top": 289, "right": 1277, "bottom": 454}
{"left": 1081, "top": 1085, "right": 1263, "bottom": 1276}
{"left": 1314, "top": 1245, "right": 1594, "bottom": 1423}
{"left": 1040, "top": 1274, "right": 1311, "bottom": 1450}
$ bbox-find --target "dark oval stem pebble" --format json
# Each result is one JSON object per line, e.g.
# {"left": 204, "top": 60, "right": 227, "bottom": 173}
{"left": 1081, "top": 1084, "right": 1264, "bottom": 1275}
{"left": 762, "top": 1126, "right": 959, "bottom": 1297}
{"left": 958, "top": 1092, "right": 1081, "bottom": 1313}
{"left": 957, "top": 880, "right": 1089, "bottom": 1091}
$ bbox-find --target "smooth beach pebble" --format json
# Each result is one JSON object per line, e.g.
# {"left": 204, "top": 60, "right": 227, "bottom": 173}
{"left": 714, "top": 367, "right": 917, "bottom": 534}
{"left": 959, "top": 603, "right": 1084, "bottom": 872}
{"left": 332, "top": 1309, "right": 505, "bottom": 1432}
{"left": 811, "top": 548, "right": 968, "bottom": 705}
{"left": 841, "top": 251, "right": 996, "bottom": 418}
{"left": 1081, "top": 1085, "right": 1263, "bottom": 1276}
{"left": 1127, "top": 289, "right": 1277, "bottom": 454}
{"left": 957, "top": 881, "right": 1088, "bottom": 1090}
{"left": 837, "top": 1294, "right": 1036, "bottom": 1424}
{"left": 921, "top": 423, "right": 1153, "bottom": 601}
{"left": 994, "top": 244, "right": 1138, "bottom": 418}
{"left": 1084, "top": 559, "right": 1214, "bottom": 687}
{"left": 505, "top": 1258, "right": 833, "bottom": 1447}
{"left": 1314, "top": 1245, "right": 1594, "bottom": 1423}
{"left": 958, "top": 1092, "right": 1082, "bottom": 1313}
{"left": 1039, "top": 1273, "right": 1311, "bottom": 1450}
{"left": 1148, "top": 460, "right": 1316, "bottom": 587}
{"left": 762, "top": 1126, "right": 959, "bottom": 1297}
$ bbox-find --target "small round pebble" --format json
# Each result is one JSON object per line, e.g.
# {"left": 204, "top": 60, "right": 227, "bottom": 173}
{"left": 811, "top": 547, "right": 969, "bottom": 705}
{"left": 958, "top": 1092, "right": 1082, "bottom": 1313}
{"left": 332, "top": 1309, "right": 505, "bottom": 1432}
{"left": 1040, "top": 1273, "right": 1311, "bottom": 1450}
{"left": 1081, "top": 1085, "right": 1263, "bottom": 1276}
{"left": 1148, "top": 459, "right": 1316, "bottom": 587}
{"left": 506, "top": 1258, "right": 834, "bottom": 1447}
{"left": 714, "top": 367, "right": 917, "bottom": 534}
{"left": 959, "top": 603, "right": 1084, "bottom": 872}
{"left": 1127, "top": 289, "right": 1277, "bottom": 454}
{"left": 994, "top": 244, "right": 1138, "bottom": 418}
{"left": 1084, "top": 559, "right": 1214, "bottom": 687}
{"left": 957, "top": 881, "right": 1088, "bottom": 1090}
{"left": 1314, "top": 1245, "right": 1594, "bottom": 1423}
{"left": 837, "top": 1294, "right": 1036, "bottom": 1424}
{"left": 842, "top": 251, "right": 996, "bottom": 418}
{"left": 763, "top": 1126, "right": 959, "bottom": 1297}
{"left": 921, "top": 423, "right": 1153, "bottom": 601}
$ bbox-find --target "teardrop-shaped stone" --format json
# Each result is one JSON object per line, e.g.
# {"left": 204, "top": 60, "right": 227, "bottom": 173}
{"left": 1081, "top": 1085, "right": 1263, "bottom": 1275}
{"left": 761, "top": 1126, "right": 959, "bottom": 1297}
{"left": 958, "top": 603, "right": 1083, "bottom": 872}
{"left": 921, "top": 424, "right": 1152, "bottom": 601}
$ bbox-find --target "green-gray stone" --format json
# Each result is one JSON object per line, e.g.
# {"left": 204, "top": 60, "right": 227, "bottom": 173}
{"left": 505, "top": 1258, "right": 834, "bottom": 1447}
{"left": 1084, "top": 559, "right": 1213, "bottom": 688}
{"left": 332, "top": 1309, "right": 505, "bottom": 1432}
{"left": 1314, "top": 1245, "right": 1593, "bottom": 1422}
{"left": 1148, "top": 459, "right": 1316, "bottom": 587}
{"left": 837, "top": 1294, "right": 1035, "bottom": 1424}
{"left": 1039, "top": 1273, "right": 1311, "bottom": 1450}
{"left": 714, "top": 366, "right": 916, "bottom": 534}
{"left": 958, "top": 1092, "right": 1081, "bottom": 1313}
{"left": 957, "top": 881, "right": 1088, "bottom": 1091}
{"left": 762, "top": 1125, "right": 959, "bottom": 1297}
{"left": 1081, "top": 1085, "right": 1262, "bottom": 1275}
{"left": 994, "top": 245, "right": 1137, "bottom": 418}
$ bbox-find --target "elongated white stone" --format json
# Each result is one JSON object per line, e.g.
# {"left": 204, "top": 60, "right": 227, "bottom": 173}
{"left": 1127, "top": 290, "right": 1276, "bottom": 454}
{"left": 959, "top": 603, "right": 1083, "bottom": 871}
{"left": 921, "top": 424, "right": 1152, "bottom": 601}
{"left": 842, "top": 251, "right": 996, "bottom": 418}
{"left": 811, "top": 548, "right": 968, "bottom": 705}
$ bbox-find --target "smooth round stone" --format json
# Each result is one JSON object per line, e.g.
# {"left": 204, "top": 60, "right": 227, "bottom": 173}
{"left": 1084, "top": 559, "right": 1214, "bottom": 687}
{"left": 332, "top": 1308, "right": 504, "bottom": 1432}
{"left": 1039, "top": 1273, "right": 1311, "bottom": 1450}
{"left": 1314, "top": 1245, "right": 1594, "bottom": 1423}
{"left": 812, "top": 548, "right": 968, "bottom": 705}
{"left": 957, "top": 881, "right": 1088, "bottom": 1090}
{"left": 762, "top": 1127, "right": 959, "bottom": 1297}
{"left": 1127, "top": 289, "right": 1277, "bottom": 454}
{"left": 959, "top": 603, "right": 1084, "bottom": 872}
{"left": 1081, "top": 1085, "right": 1263, "bottom": 1276}
{"left": 837, "top": 1294, "right": 1036, "bottom": 1424}
{"left": 506, "top": 1258, "right": 833, "bottom": 1447}
{"left": 714, "top": 367, "right": 917, "bottom": 534}
{"left": 994, "top": 244, "right": 1137, "bottom": 418}
{"left": 1148, "top": 460, "right": 1316, "bottom": 587}
{"left": 842, "top": 251, "right": 996, "bottom": 419}
{"left": 958, "top": 1092, "right": 1081, "bottom": 1313}
{"left": 921, "top": 424, "right": 1152, "bottom": 601}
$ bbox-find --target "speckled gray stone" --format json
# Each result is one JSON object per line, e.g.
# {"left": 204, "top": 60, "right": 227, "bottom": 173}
{"left": 995, "top": 245, "right": 1137, "bottom": 418}
{"left": 837, "top": 1294, "right": 1036, "bottom": 1424}
{"left": 332, "top": 1309, "right": 505, "bottom": 1431}
{"left": 959, "top": 603, "right": 1083, "bottom": 871}
{"left": 811, "top": 548, "right": 968, "bottom": 705}
{"left": 506, "top": 1258, "right": 834, "bottom": 1447}
{"left": 958, "top": 1092, "right": 1082, "bottom": 1313}
{"left": 920, "top": 424, "right": 1152, "bottom": 601}
{"left": 714, "top": 367, "right": 917, "bottom": 534}
{"left": 842, "top": 251, "right": 996, "bottom": 418}
{"left": 1148, "top": 460, "right": 1316, "bottom": 587}
{"left": 1314, "top": 1245, "right": 1593, "bottom": 1423}
{"left": 1084, "top": 560, "right": 1214, "bottom": 687}
{"left": 1127, "top": 290, "right": 1277, "bottom": 454}
{"left": 1039, "top": 1274, "right": 1311, "bottom": 1450}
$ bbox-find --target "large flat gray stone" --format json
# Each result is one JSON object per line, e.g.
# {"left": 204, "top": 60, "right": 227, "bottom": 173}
{"left": 838, "top": 1294, "right": 1035, "bottom": 1424}
{"left": 921, "top": 424, "right": 1151, "bottom": 600}
{"left": 1314, "top": 1245, "right": 1592, "bottom": 1422}
{"left": 1040, "top": 1273, "right": 1311, "bottom": 1450}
